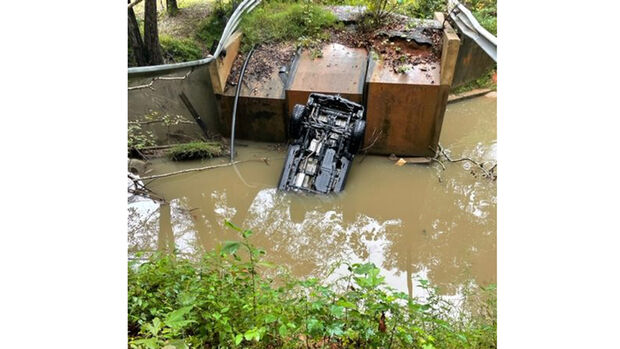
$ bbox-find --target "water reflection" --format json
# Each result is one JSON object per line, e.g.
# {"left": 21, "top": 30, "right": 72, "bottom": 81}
{"left": 128, "top": 96, "right": 497, "bottom": 300}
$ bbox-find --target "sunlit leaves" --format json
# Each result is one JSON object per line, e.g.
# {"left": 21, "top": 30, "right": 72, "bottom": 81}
{"left": 128, "top": 221, "right": 496, "bottom": 348}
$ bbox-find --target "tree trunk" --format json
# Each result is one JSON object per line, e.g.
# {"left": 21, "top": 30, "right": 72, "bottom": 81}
{"left": 143, "top": 0, "right": 164, "bottom": 65}
{"left": 166, "top": 0, "right": 179, "bottom": 16}
{"left": 128, "top": 2, "right": 147, "bottom": 66}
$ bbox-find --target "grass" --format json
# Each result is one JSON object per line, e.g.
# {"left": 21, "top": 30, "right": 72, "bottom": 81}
{"left": 168, "top": 141, "right": 223, "bottom": 160}
{"left": 160, "top": 35, "right": 203, "bottom": 62}
{"left": 450, "top": 68, "right": 496, "bottom": 94}
{"left": 129, "top": 221, "right": 497, "bottom": 349}
{"left": 239, "top": 2, "right": 337, "bottom": 52}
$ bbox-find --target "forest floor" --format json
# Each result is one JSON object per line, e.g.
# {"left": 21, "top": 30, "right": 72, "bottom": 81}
{"left": 133, "top": 0, "right": 213, "bottom": 37}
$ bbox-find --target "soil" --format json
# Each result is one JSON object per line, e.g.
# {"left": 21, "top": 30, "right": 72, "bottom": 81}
{"left": 226, "top": 42, "right": 297, "bottom": 87}
{"left": 226, "top": 14, "right": 444, "bottom": 85}
{"left": 327, "top": 15, "right": 443, "bottom": 74}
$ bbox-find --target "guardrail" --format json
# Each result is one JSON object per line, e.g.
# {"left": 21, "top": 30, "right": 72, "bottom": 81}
{"left": 447, "top": 0, "right": 497, "bottom": 62}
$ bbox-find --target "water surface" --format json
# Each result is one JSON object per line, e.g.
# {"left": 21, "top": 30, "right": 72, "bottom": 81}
{"left": 128, "top": 95, "right": 497, "bottom": 299}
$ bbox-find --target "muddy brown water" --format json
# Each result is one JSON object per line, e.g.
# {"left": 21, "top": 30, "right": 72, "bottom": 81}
{"left": 128, "top": 95, "right": 496, "bottom": 300}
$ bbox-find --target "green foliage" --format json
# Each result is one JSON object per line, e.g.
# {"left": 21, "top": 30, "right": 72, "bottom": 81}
{"left": 239, "top": 2, "right": 337, "bottom": 51}
{"left": 128, "top": 124, "right": 156, "bottom": 149}
{"left": 168, "top": 141, "right": 223, "bottom": 161}
{"left": 451, "top": 68, "right": 496, "bottom": 94}
{"left": 397, "top": 0, "right": 446, "bottom": 19}
{"left": 195, "top": 0, "right": 233, "bottom": 50}
{"left": 397, "top": 0, "right": 496, "bottom": 35}
{"left": 160, "top": 35, "right": 203, "bottom": 62}
{"left": 464, "top": 0, "right": 496, "bottom": 35}
{"left": 128, "top": 111, "right": 193, "bottom": 150}
{"left": 365, "top": 0, "right": 397, "bottom": 27}
{"left": 129, "top": 221, "right": 496, "bottom": 348}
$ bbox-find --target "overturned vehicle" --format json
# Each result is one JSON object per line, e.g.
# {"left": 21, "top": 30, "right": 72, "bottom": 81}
{"left": 278, "top": 93, "right": 366, "bottom": 194}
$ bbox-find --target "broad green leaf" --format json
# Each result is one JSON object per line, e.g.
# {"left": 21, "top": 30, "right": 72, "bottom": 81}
{"left": 130, "top": 338, "right": 159, "bottom": 349}
{"left": 225, "top": 220, "right": 242, "bottom": 232}
{"left": 234, "top": 334, "right": 243, "bottom": 345}
{"left": 166, "top": 339, "right": 189, "bottom": 349}
{"left": 242, "top": 229, "right": 253, "bottom": 238}
{"left": 221, "top": 241, "right": 241, "bottom": 255}
{"left": 278, "top": 324, "right": 288, "bottom": 337}
{"left": 264, "top": 314, "right": 277, "bottom": 323}
{"left": 329, "top": 305, "right": 345, "bottom": 318}
{"left": 327, "top": 323, "right": 344, "bottom": 336}
{"left": 352, "top": 262, "right": 376, "bottom": 275}
{"left": 257, "top": 261, "right": 275, "bottom": 268}
{"left": 164, "top": 306, "right": 195, "bottom": 330}
{"left": 336, "top": 300, "right": 356, "bottom": 309}
{"left": 307, "top": 318, "right": 323, "bottom": 334}
{"left": 244, "top": 328, "right": 261, "bottom": 341}
{"left": 145, "top": 317, "right": 161, "bottom": 337}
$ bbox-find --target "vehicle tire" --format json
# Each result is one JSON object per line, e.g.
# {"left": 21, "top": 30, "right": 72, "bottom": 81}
{"left": 348, "top": 119, "right": 366, "bottom": 154}
{"left": 289, "top": 104, "right": 306, "bottom": 140}
{"left": 356, "top": 109, "right": 364, "bottom": 120}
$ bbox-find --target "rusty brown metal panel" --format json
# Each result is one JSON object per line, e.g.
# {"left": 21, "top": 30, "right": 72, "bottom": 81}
{"left": 286, "top": 43, "right": 367, "bottom": 115}
{"left": 364, "top": 57, "right": 441, "bottom": 156}
{"left": 216, "top": 67, "right": 288, "bottom": 142}
{"left": 451, "top": 34, "right": 495, "bottom": 88}
{"left": 218, "top": 94, "right": 287, "bottom": 142}
{"left": 365, "top": 82, "right": 441, "bottom": 156}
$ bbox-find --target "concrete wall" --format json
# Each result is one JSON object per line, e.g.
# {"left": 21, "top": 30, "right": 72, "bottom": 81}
{"left": 128, "top": 64, "right": 220, "bottom": 145}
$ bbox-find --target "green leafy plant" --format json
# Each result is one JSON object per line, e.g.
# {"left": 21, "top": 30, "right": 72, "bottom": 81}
{"left": 128, "top": 221, "right": 496, "bottom": 348}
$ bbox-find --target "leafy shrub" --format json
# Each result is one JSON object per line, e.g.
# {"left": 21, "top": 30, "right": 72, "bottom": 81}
{"left": 129, "top": 221, "right": 496, "bottom": 348}
{"left": 397, "top": 0, "right": 446, "bottom": 19}
{"left": 160, "top": 35, "right": 203, "bottom": 62}
{"left": 168, "top": 141, "right": 223, "bottom": 161}
{"left": 464, "top": 0, "right": 496, "bottom": 35}
{"left": 240, "top": 2, "right": 337, "bottom": 51}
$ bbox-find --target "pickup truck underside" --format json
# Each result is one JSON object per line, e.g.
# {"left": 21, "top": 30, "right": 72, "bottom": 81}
{"left": 278, "top": 93, "right": 366, "bottom": 194}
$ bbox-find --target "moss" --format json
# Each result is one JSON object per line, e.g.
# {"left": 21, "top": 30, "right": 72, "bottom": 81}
{"left": 160, "top": 35, "right": 203, "bottom": 62}
{"left": 168, "top": 141, "right": 224, "bottom": 161}
{"left": 239, "top": 2, "right": 337, "bottom": 51}
{"left": 451, "top": 68, "right": 496, "bottom": 94}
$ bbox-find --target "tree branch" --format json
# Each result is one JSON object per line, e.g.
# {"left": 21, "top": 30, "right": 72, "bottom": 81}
{"left": 139, "top": 158, "right": 270, "bottom": 181}
{"left": 128, "top": 69, "right": 193, "bottom": 91}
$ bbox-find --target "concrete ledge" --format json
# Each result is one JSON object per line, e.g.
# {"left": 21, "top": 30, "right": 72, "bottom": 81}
{"left": 447, "top": 88, "right": 493, "bottom": 103}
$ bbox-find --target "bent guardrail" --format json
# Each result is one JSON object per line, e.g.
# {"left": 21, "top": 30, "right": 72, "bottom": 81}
{"left": 447, "top": 0, "right": 497, "bottom": 62}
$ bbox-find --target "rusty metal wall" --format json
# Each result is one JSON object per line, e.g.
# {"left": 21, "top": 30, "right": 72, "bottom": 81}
{"left": 451, "top": 33, "right": 496, "bottom": 88}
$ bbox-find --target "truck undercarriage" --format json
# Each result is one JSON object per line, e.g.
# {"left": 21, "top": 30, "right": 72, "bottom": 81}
{"left": 278, "top": 93, "right": 366, "bottom": 194}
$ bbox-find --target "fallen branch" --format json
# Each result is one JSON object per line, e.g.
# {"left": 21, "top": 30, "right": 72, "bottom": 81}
{"left": 140, "top": 158, "right": 270, "bottom": 181}
{"left": 128, "top": 118, "right": 195, "bottom": 126}
{"left": 434, "top": 143, "right": 497, "bottom": 179}
{"left": 128, "top": 174, "right": 166, "bottom": 202}
{"left": 128, "top": 69, "right": 193, "bottom": 91}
